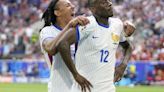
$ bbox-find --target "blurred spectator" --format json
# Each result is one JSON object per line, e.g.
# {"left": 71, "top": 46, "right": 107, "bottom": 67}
{"left": 26, "top": 63, "right": 39, "bottom": 78}
{"left": 39, "top": 63, "right": 50, "bottom": 78}
{"left": 155, "top": 69, "right": 164, "bottom": 81}
{"left": 146, "top": 64, "right": 156, "bottom": 84}
{"left": 154, "top": 64, "right": 164, "bottom": 81}
{"left": 10, "top": 35, "right": 26, "bottom": 55}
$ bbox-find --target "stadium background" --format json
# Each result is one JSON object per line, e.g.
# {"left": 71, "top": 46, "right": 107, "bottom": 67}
{"left": 0, "top": 0, "right": 163, "bottom": 92}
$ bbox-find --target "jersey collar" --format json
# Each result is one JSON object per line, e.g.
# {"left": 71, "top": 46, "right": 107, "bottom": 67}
{"left": 91, "top": 15, "right": 110, "bottom": 28}
{"left": 97, "top": 22, "right": 109, "bottom": 28}
{"left": 53, "top": 24, "right": 62, "bottom": 31}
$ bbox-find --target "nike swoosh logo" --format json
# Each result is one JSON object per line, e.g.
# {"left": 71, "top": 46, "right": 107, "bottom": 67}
{"left": 92, "top": 36, "right": 99, "bottom": 39}
{"left": 113, "top": 43, "right": 118, "bottom": 45}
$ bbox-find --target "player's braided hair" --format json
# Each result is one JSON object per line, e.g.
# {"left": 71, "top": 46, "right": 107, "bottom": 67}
{"left": 42, "top": 0, "right": 59, "bottom": 28}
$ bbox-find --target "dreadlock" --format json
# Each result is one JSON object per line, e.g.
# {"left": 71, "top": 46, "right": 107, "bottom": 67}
{"left": 41, "top": 0, "right": 59, "bottom": 28}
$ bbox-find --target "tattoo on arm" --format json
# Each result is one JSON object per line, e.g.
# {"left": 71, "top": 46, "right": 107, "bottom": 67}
{"left": 119, "top": 41, "right": 133, "bottom": 66}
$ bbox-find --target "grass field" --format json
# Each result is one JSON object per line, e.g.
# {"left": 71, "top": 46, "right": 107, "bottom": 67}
{"left": 0, "top": 83, "right": 163, "bottom": 92}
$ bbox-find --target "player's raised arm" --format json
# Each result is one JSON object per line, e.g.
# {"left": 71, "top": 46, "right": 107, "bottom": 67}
{"left": 56, "top": 16, "right": 93, "bottom": 92}
{"left": 42, "top": 16, "right": 90, "bottom": 55}
{"left": 114, "top": 40, "right": 133, "bottom": 82}
{"left": 114, "top": 21, "right": 135, "bottom": 82}
{"left": 42, "top": 23, "right": 74, "bottom": 55}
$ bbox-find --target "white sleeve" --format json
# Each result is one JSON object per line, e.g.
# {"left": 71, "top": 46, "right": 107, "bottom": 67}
{"left": 40, "top": 27, "right": 57, "bottom": 44}
{"left": 113, "top": 18, "right": 127, "bottom": 42}
{"left": 120, "top": 32, "right": 127, "bottom": 42}
{"left": 39, "top": 27, "right": 58, "bottom": 52}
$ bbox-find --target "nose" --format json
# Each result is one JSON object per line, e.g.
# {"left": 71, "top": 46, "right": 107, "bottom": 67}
{"left": 106, "top": 0, "right": 112, "bottom": 6}
{"left": 109, "top": 1, "right": 112, "bottom": 6}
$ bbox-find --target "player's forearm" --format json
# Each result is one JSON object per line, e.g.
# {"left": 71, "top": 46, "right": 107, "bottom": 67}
{"left": 120, "top": 41, "right": 133, "bottom": 66}
{"left": 56, "top": 27, "right": 78, "bottom": 77}
{"left": 122, "top": 45, "right": 132, "bottom": 66}
{"left": 121, "top": 45, "right": 132, "bottom": 66}
{"left": 57, "top": 40, "right": 78, "bottom": 77}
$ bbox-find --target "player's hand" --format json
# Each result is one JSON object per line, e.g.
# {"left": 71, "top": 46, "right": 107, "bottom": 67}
{"left": 68, "top": 16, "right": 89, "bottom": 27}
{"left": 123, "top": 21, "right": 136, "bottom": 37}
{"left": 114, "top": 64, "right": 127, "bottom": 82}
{"left": 74, "top": 73, "right": 93, "bottom": 92}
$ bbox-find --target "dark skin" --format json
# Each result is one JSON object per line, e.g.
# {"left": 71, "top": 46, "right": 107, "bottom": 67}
{"left": 56, "top": 27, "right": 93, "bottom": 92}
{"left": 56, "top": 0, "right": 135, "bottom": 91}
{"left": 114, "top": 40, "right": 133, "bottom": 82}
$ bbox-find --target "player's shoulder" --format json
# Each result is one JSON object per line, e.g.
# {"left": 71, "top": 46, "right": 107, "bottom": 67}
{"left": 40, "top": 25, "right": 59, "bottom": 35}
{"left": 40, "top": 26, "right": 54, "bottom": 33}
{"left": 80, "top": 15, "right": 97, "bottom": 30}
{"left": 109, "top": 17, "right": 123, "bottom": 26}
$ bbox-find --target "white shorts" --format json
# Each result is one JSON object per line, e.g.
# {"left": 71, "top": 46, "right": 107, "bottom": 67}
{"left": 71, "top": 81, "right": 115, "bottom": 92}
{"left": 48, "top": 81, "right": 52, "bottom": 92}
{"left": 48, "top": 70, "right": 73, "bottom": 92}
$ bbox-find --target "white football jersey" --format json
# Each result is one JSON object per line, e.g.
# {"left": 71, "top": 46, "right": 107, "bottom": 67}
{"left": 40, "top": 25, "right": 75, "bottom": 92}
{"left": 72, "top": 16, "right": 126, "bottom": 92}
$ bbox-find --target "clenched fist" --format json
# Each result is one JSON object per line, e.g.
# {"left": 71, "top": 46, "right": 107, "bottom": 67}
{"left": 123, "top": 21, "right": 136, "bottom": 37}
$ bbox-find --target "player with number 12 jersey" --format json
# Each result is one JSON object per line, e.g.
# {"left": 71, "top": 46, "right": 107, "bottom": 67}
{"left": 72, "top": 15, "right": 126, "bottom": 92}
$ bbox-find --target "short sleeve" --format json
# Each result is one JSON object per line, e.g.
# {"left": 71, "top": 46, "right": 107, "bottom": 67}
{"left": 40, "top": 27, "right": 57, "bottom": 43}
{"left": 39, "top": 26, "right": 58, "bottom": 52}
{"left": 110, "top": 18, "right": 126, "bottom": 42}
{"left": 120, "top": 32, "right": 127, "bottom": 42}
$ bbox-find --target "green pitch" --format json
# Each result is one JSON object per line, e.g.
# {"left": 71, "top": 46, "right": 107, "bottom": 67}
{"left": 0, "top": 83, "right": 163, "bottom": 92}
{"left": 116, "top": 86, "right": 164, "bottom": 92}
{"left": 0, "top": 83, "right": 46, "bottom": 92}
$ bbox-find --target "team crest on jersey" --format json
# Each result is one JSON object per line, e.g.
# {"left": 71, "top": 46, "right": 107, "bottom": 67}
{"left": 111, "top": 33, "right": 120, "bottom": 43}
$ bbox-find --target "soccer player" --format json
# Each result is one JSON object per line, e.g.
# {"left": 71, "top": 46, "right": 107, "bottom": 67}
{"left": 56, "top": 0, "right": 135, "bottom": 92}
{"left": 39, "top": 0, "right": 92, "bottom": 92}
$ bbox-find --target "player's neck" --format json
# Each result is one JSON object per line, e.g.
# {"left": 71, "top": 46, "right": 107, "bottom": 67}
{"left": 55, "top": 18, "right": 68, "bottom": 30}
{"left": 93, "top": 14, "right": 109, "bottom": 27}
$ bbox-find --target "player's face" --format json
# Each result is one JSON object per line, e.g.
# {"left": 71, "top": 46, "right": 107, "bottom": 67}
{"left": 55, "top": 0, "right": 75, "bottom": 23}
{"left": 94, "top": 0, "right": 113, "bottom": 18}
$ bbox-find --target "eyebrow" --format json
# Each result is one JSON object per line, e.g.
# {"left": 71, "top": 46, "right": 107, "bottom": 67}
{"left": 64, "top": 2, "right": 71, "bottom": 5}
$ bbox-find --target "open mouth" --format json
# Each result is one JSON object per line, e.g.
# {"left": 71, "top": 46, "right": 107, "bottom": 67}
{"left": 71, "top": 12, "right": 75, "bottom": 17}
{"left": 71, "top": 13, "right": 74, "bottom": 16}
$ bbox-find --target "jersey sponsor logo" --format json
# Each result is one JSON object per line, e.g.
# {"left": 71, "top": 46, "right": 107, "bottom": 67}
{"left": 111, "top": 33, "right": 120, "bottom": 43}
{"left": 113, "top": 43, "right": 118, "bottom": 45}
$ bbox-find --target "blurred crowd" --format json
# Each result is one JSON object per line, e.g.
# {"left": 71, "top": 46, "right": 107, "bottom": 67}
{"left": 0, "top": 0, "right": 48, "bottom": 60}
{"left": 0, "top": 0, "right": 163, "bottom": 61}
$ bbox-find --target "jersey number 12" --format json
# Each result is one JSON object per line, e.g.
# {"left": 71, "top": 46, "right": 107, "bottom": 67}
{"left": 100, "top": 50, "right": 109, "bottom": 62}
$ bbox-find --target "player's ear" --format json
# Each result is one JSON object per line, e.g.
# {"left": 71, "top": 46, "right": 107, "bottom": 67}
{"left": 89, "top": 7, "right": 95, "bottom": 13}
{"left": 54, "top": 10, "right": 60, "bottom": 17}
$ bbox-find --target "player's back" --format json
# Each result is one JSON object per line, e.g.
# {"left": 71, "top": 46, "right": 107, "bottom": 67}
{"left": 74, "top": 16, "right": 124, "bottom": 92}
{"left": 40, "top": 25, "right": 74, "bottom": 92}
